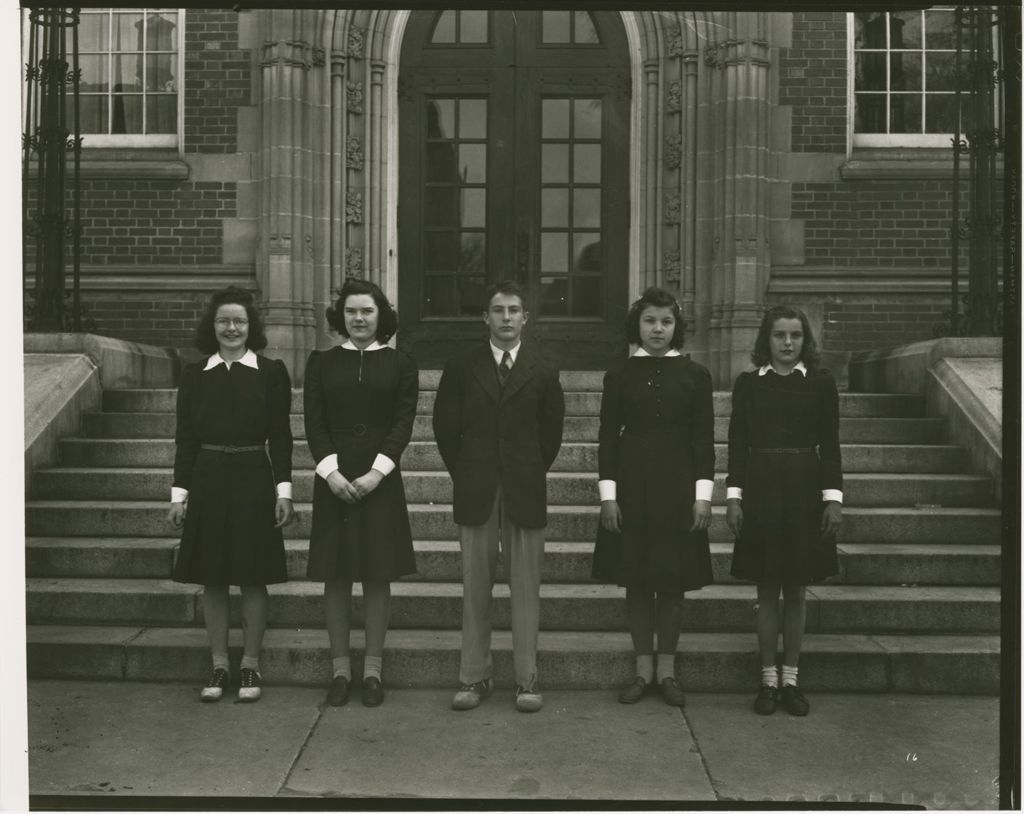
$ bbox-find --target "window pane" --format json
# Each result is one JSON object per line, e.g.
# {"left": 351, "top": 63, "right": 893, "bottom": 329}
{"left": 573, "top": 189, "right": 601, "bottom": 228}
{"left": 890, "top": 53, "right": 921, "bottom": 92}
{"left": 427, "top": 99, "right": 455, "bottom": 139}
{"left": 146, "top": 95, "right": 176, "bottom": 133}
{"left": 425, "top": 232, "right": 456, "bottom": 271}
{"left": 459, "top": 99, "right": 487, "bottom": 139}
{"left": 458, "top": 278, "right": 487, "bottom": 315}
{"left": 573, "top": 234, "right": 601, "bottom": 272}
{"left": 854, "top": 12, "right": 887, "bottom": 49}
{"left": 460, "top": 189, "right": 486, "bottom": 228}
{"left": 114, "top": 13, "right": 144, "bottom": 52}
{"left": 541, "top": 189, "right": 569, "bottom": 227}
{"left": 460, "top": 233, "right": 486, "bottom": 274}
{"left": 111, "top": 94, "right": 142, "bottom": 134}
{"left": 572, "top": 276, "right": 600, "bottom": 316}
{"left": 144, "top": 12, "right": 177, "bottom": 51}
{"left": 573, "top": 144, "right": 601, "bottom": 183}
{"left": 541, "top": 233, "right": 568, "bottom": 272}
{"left": 855, "top": 94, "right": 887, "bottom": 132}
{"left": 542, "top": 99, "right": 570, "bottom": 139}
{"left": 925, "top": 52, "right": 956, "bottom": 92}
{"left": 925, "top": 10, "right": 956, "bottom": 49}
{"left": 425, "top": 188, "right": 456, "bottom": 227}
{"left": 574, "top": 98, "right": 602, "bottom": 139}
{"left": 542, "top": 144, "right": 569, "bottom": 183}
{"left": 78, "top": 95, "right": 109, "bottom": 134}
{"left": 146, "top": 54, "right": 175, "bottom": 92}
{"left": 889, "top": 11, "right": 921, "bottom": 49}
{"left": 79, "top": 13, "right": 110, "bottom": 51}
{"left": 575, "top": 12, "right": 599, "bottom": 44}
{"left": 112, "top": 54, "right": 142, "bottom": 92}
{"left": 79, "top": 55, "right": 109, "bottom": 91}
{"left": 432, "top": 11, "right": 456, "bottom": 43}
{"left": 540, "top": 276, "right": 568, "bottom": 316}
{"left": 423, "top": 276, "right": 455, "bottom": 316}
{"left": 426, "top": 143, "right": 457, "bottom": 182}
{"left": 543, "top": 12, "right": 571, "bottom": 43}
{"left": 855, "top": 53, "right": 886, "bottom": 91}
{"left": 925, "top": 94, "right": 958, "bottom": 133}
{"left": 890, "top": 94, "right": 921, "bottom": 133}
{"left": 460, "top": 11, "right": 488, "bottom": 43}
{"left": 458, "top": 144, "right": 486, "bottom": 183}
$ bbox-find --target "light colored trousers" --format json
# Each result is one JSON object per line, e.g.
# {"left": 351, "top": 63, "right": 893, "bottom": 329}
{"left": 458, "top": 488, "right": 545, "bottom": 690}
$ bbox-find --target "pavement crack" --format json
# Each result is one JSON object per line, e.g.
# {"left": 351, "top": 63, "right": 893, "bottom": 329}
{"left": 278, "top": 695, "right": 328, "bottom": 795}
{"left": 678, "top": 707, "right": 723, "bottom": 802}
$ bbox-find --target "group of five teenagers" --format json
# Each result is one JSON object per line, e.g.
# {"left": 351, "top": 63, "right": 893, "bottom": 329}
{"left": 169, "top": 282, "right": 841, "bottom": 716}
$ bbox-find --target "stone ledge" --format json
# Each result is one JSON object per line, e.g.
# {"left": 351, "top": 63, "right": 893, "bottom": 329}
{"left": 24, "top": 334, "right": 177, "bottom": 389}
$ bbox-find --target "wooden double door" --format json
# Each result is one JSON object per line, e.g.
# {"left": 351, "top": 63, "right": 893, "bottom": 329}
{"left": 398, "top": 10, "right": 630, "bottom": 368}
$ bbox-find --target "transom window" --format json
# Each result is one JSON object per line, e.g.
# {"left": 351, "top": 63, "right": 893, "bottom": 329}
{"left": 850, "top": 8, "right": 958, "bottom": 147}
{"left": 541, "top": 12, "right": 600, "bottom": 44}
{"left": 430, "top": 10, "right": 489, "bottom": 44}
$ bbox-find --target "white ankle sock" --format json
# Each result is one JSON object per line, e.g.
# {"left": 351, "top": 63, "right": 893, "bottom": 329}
{"left": 212, "top": 654, "right": 230, "bottom": 672}
{"left": 760, "top": 665, "right": 779, "bottom": 688}
{"left": 656, "top": 655, "right": 675, "bottom": 683}
{"left": 332, "top": 656, "right": 351, "bottom": 680}
{"left": 781, "top": 664, "right": 799, "bottom": 687}
{"left": 635, "top": 654, "right": 654, "bottom": 683}
{"left": 240, "top": 655, "right": 259, "bottom": 672}
{"left": 363, "top": 655, "right": 382, "bottom": 680}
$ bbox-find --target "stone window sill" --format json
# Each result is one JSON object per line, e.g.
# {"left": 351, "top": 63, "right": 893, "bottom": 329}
{"left": 840, "top": 148, "right": 1003, "bottom": 181}
{"left": 25, "top": 150, "right": 190, "bottom": 181}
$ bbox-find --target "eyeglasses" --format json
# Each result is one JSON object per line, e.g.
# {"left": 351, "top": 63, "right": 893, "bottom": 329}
{"left": 214, "top": 318, "right": 249, "bottom": 328}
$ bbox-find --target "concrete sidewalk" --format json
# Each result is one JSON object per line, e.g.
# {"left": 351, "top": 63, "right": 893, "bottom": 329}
{"left": 26, "top": 681, "right": 1000, "bottom": 807}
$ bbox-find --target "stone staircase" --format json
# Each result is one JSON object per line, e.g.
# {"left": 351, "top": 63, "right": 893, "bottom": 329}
{"left": 25, "top": 371, "right": 1001, "bottom": 693}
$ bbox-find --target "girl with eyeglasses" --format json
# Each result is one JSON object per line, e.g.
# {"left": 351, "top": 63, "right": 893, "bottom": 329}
{"left": 168, "top": 287, "right": 295, "bottom": 703}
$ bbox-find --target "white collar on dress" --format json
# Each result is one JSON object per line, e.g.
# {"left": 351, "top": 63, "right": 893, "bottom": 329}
{"left": 758, "top": 361, "right": 807, "bottom": 376}
{"left": 204, "top": 349, "right": 259, "bottom": 371}
{"left": 341, "top": 340, "right": 386, "bottom": 351}
{"left": 631, "top": 347, "right": 681, "bottom": 358}
{"left": 489, "top": 341, "right": 521, "bottom": 365}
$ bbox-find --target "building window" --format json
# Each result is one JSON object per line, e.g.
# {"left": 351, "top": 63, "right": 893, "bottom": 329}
{"left": 850, "top": 8, "right": 959, "bottom": 147}
{"left": 24, "top": 8, "right": 184, "bottom": 148}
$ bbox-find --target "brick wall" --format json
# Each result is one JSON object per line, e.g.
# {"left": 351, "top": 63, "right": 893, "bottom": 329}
{"left": 184, "top": 9, "right": 250, "bottom": 153}
{"left": 823, "top": 302, "right": 949, "bottom": 351}
{"left": 76, "top": 293, "right": 210, "bottom": 349}
{"left": 779, "top": 12, "right": 848, "bottom": 153}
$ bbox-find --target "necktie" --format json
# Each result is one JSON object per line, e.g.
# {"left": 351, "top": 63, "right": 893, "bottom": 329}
{"left": 498, "top": 351, "right": 512, "bottom": 385}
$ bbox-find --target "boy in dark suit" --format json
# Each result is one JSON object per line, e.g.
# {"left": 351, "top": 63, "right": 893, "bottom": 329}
{"left": 432, "top": 280, "right": 565, "bottom": 712}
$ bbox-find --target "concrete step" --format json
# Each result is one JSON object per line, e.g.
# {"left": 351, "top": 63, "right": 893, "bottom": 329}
{"left": 24, "top": 501, "right": 1002, "bottom": 544}
{"left": 24, "top": 626, "right": 999, "bottom": 693}
{"left": 25, "top": 579, "right": 1000, "bottom": 634}
{"left": 81, "top": 411, "right": 947, "bottom": 445}
{"left": 29, "top": 468, "right": 995, "bottom": 508}
{"left": 56, "top": 438, "right": 969, "bottom": 474}
{"left": 102, "top": 387, "right": 927, "bottom": 419}
{"left": 26, "top": 537, "right": 1002, "bottom": 587}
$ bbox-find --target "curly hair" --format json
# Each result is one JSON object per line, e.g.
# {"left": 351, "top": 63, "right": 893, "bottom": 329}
{"left": 624, "top": 286, "right": 685, "bottom": 350}
{"left": 326, "top": 278, "right": 399, "bottom": 342}
{"left": 194, "top": 287, "right": 268, "bottom": 354}
{"left": 751, "top": 304, "right": 821, "bottom": 369}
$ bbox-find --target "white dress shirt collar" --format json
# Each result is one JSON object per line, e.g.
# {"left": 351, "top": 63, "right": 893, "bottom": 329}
{"left": 632, "top": 347, "right": 681, "bottom": 358}
{"left": 204, "top": 349, "right": 259, "bottom": 371}
{"left": 341, "top": 339, "right": 386, "bottom": 351}
{"left": 758, "top": 360, "right": 808, "bottom": 376}
{"left": 490, "top": 341, "right": 521, "bottom": 366}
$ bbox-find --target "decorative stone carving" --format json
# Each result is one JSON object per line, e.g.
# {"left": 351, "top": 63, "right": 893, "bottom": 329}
{"left": 665, "top": 134, "right": 682, "bottom": 170}
{"left": 662, "top": 250, "right": 681, "bottom": 285}
{"left": 346, "top": 247, "right": 363, "bottom": 276}
{"left": 664, "top": 194, "right": 681, "bottom": 225}
{"left": 348, "top": 27, "right": 365, "bottom": 60}
{"left": 704, "top": 44, "right": 723, "bottom": 68}
{"left": 666, "top": 81, "right": 682, "bottom": 113}
{"left": 346, "top": 80, "right": 364, "bottom": 114}
{"left": 667, "top": 27, "right": 684, "bottom": 57}
{"left": 312, "top": 47, "right": 325, "bottom": 67}
{"left": 346, "top": 136, "right": 364, "bottom": 171}
{"left": 345, "top": 191, "right": 363, "bottom": 223}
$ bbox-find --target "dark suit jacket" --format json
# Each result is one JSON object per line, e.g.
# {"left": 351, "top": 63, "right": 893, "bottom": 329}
{"left": 432, "top": 342, "right": 565, "bottom": 529}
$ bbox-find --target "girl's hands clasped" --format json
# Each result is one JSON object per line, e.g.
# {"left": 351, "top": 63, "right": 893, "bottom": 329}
{"left": 351, "top": 469, "right": 385, "bottom": 499}
{"left": 599, "top": 500, "right": 622, "bottom": 533}
{"left": 326, "top": 470, "right": 359, "bottom": 504}
{"left": 689, "top": 499, "right": 712, "bottom": 532}
{"left": 820, "top": 500, "right": 842, "bottom": 537}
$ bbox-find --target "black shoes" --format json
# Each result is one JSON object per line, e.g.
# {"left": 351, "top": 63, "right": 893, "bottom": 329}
{"left": 780, "top": 684, "right": 810, "bottom": 716}
{"left": 238, "top": 668, "right": 262, "bottom": 702}
{"left": 659, "top": 677, "right": 686, "bottom": 707}
{"left": 326, "top": 675, "right": 350, "bottom": 706}
{"left": 362, "top": 676, "right": 384, "bottom": 707}
{"left": 754, "top": 684, "right": 778, "bottom": 715}
{"left": 618, "top": 676, "right": 648, "bottom": 704}
{"left": 200, "top": 668, "right": 229, "bottom": 703}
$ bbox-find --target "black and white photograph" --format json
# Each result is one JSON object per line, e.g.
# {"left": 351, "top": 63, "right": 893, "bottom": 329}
{"left": 8, "top": 3, "right": 1019, "bottom": 810}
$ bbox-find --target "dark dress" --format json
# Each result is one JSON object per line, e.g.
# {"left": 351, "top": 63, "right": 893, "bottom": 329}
{"left": 727, "top": 367, "right": 843, "bottom": 584}
{"left": 304, "top": 345, "right": 418, "bottom": 582}
{"left": 591, "top": 354, "right": 715, "bottom": 594}
{"left": 171, "top": 355, "right": 293, "bottom": 586}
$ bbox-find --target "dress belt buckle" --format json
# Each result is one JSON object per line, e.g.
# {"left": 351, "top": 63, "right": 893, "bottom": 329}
{"left": 352, "top": 423, "right": 367, "bottom": 437}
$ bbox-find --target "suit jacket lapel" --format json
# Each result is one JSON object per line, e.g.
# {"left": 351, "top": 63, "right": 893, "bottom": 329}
{"left": 500, "top": 343, "right": 536, "bottom": 402}
{"left": 471, "top": 345, "right": 502, "bottom": 403}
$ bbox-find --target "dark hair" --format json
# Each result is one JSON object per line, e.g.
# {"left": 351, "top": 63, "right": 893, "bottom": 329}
{"left": 751, "top": 304, "right": 821, "bottom": 369}
{"left": 483, "top": 279, "right": 527, "bottom": 311}
{"left": 194, "top": 287, "right": 268, "bottom": 354}
{"left": 624, "top": 287, "right": 685, "bottom": 350}
{"left": 326, "top": 278, "right": 399, "bottom": 342}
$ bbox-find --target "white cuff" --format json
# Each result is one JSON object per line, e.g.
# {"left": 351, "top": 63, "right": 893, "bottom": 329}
{"left": 171, "top": 486, "right": 188, "bottom": 503}
{"left": 276, "top": 482, "right": 293, "bottom": 500}
{"left": 316, "top": 454, "right": 339, "bottom": 480}
{"left": 726, "top": 486, "right": 743, "bottom": 501}
{"left": 695, "top": 479, "right": 714, "bottom": 503}
{"left": 371, "top": 454, "right": 396, "bottom": 476}
{"left": 822, "top": 489, "right": 843, "bottom": 504}
{"left": 598, "top": 479, "right": 616, "bottom": 502}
